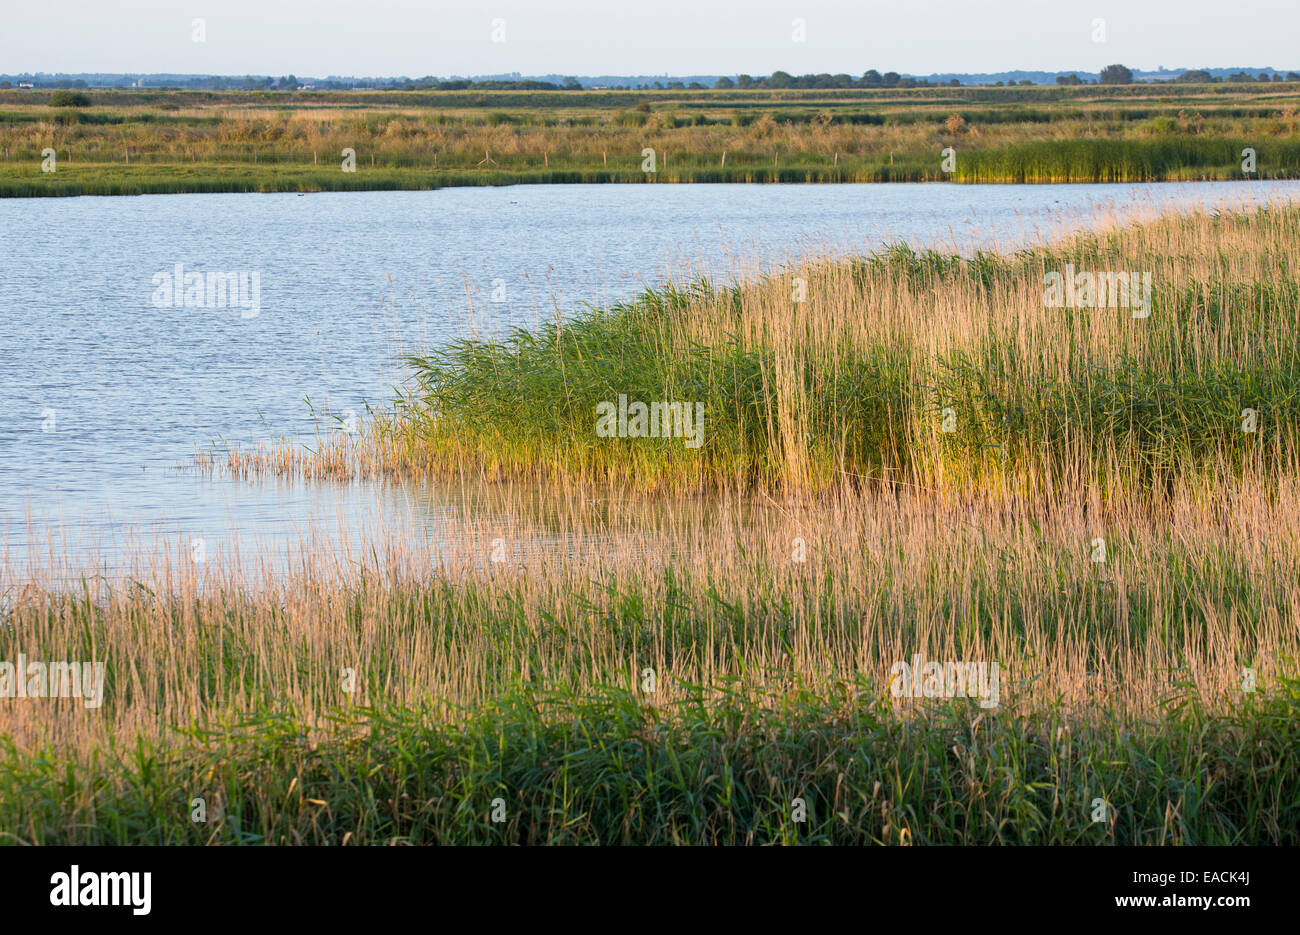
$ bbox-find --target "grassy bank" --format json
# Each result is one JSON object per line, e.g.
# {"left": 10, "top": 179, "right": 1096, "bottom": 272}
{"left": 5, "top": 202, "right": 1300, "bottom": 844}
{"left": 3, "top": 84, "right": 1300, "bottom": 194}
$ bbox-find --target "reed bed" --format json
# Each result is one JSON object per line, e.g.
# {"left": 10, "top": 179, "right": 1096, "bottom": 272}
{"left": 3, "top": 201, "right": 1300, "bottom": 844}
{"left": 3, "top": 476, "right": 1298, "bottom": 843}
{"left": 383, "top": 202, "right": 1300, "bottom": 498}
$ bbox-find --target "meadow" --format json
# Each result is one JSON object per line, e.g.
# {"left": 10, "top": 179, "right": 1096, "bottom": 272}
{"left": 2, "top": 200, "right": 1299, "bottom": 844}
{"left": 3, "top": 83, "right": 1300, "bottom": 195}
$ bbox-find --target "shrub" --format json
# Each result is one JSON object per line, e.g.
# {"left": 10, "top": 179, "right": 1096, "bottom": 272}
{"left": 48, "top": 90, "right": 91, "bottom": 107}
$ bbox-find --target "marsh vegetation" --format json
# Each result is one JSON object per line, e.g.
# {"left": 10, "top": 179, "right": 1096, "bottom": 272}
{"left": 4, "top": 84, "right": 1300, "bottom": 195}
{"left": 4, "top": 202, "right": 1299, "bottom": 844}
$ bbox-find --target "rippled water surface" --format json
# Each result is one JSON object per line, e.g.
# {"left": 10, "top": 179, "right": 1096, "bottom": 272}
{"left": 2, "top": 181, "right": 1296, "bottom": 574}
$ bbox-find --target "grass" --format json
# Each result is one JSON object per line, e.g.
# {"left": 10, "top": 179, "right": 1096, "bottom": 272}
{"left": 4, "top": 84, "right": 1300, "bottom": 195}
{"left": 4, "top": 200, "right": 1300, "bottom": 844}
{"left": 6, "top": 685, "right": 1299, "bottom": 845}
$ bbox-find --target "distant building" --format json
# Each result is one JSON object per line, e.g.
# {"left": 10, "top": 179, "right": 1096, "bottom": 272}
{"left": 17, "top": 82, "right": 33, "bottom": 89}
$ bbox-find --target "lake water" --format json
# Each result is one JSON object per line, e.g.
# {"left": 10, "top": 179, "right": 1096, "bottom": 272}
{"left": 2, "top": 181, "right": 1298, "bottom": 578}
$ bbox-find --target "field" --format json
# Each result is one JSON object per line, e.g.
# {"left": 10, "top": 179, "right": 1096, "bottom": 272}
{"left": 3, "top": 201, "right": 1300, "bottom": 844}
{"left": 3, "top": 83, "right": 1300, "bottom": 195}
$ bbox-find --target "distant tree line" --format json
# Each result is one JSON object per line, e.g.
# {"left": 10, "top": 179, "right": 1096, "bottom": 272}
{"left": 715, "top": 71, "right": 960, "bottom": 89}
{"left": 1058, "top": 65, "right": 1300, "bottom": 86}
{"left": 0, "top": 74, "right": 585, "bottom": 92}
{"left": 4, "top": 68, "right": 1300, "bottom": 93}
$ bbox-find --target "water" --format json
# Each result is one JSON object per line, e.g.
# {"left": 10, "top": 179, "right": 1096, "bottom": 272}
{"left": 2, "top": 181, "right": 1297, "bottom": 576}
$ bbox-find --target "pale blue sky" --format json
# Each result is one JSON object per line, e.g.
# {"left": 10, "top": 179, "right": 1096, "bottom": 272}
{"left": 3, "top": 0, "right": 1296, "bottom": 77}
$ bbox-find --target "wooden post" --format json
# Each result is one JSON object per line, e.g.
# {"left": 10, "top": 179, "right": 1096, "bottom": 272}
{"left": 834, "top": 152, "right": 838, "bottom": 166}
{"left": 371, "top": 152, "right": 375, "bottom": 166}
{"left": 313, "top": 151, "right": 317, "bottom": 165}
{"left": 544, "top": 151, "right": 548, "bottom": 168}
{"left": 603, "top": 150, "right": 607, "bottom": 165}
{"left": 721, "top": 150, "right": 726, "bottom": 167}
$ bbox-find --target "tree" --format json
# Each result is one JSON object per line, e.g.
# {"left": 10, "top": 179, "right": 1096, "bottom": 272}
{"left": 714, "top": 76, "right": 735, "bottom": 89}
{"left": 881, "top": 71, "right": 900, "bottom": 88}
{"left": 1175, "top": 69, "right": 1212, "bottom": 83}
{"left": 1057, "top": 73, "right": 1083, "bottom": 85}
{"left": 768, "top": 70, "right": 794, "bottom": 89}
{"left": 860, "top": 69, "right": 882, "bottom": 87}
{"left": 1099, "top": 64, "right": 1133, "bottom": 85}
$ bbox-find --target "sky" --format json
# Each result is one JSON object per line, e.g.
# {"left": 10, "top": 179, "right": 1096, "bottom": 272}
{"left": 3, "top": 0, "right": 1298, "bottom": 77}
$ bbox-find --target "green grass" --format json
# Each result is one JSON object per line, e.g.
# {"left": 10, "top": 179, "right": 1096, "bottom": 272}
{"left": 955, "top": 138, "right": 1300, "bottom": 182}
{"left": 4, "top": 680, "right": 1297, "bottom": 845}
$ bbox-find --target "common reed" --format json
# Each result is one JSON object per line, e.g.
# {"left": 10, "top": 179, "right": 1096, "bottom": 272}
{"left": 4, "top": 200, "right": 1299, "bottom": 844}
{"left": 384, "top": 201, "right": 1300, "bottom": 497}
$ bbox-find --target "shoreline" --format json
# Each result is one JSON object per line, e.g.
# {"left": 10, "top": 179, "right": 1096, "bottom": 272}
{"left": 6, "top": 82, "right": 1300, "bottom": 197}
{"left": 0, "top": 163, "right": 1290, "bottom": 198}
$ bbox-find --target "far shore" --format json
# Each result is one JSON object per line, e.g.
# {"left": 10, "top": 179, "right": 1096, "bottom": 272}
{"left": 3, "top": 83, "right": 1298, "bottom": 196}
